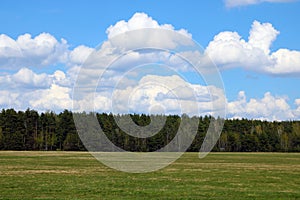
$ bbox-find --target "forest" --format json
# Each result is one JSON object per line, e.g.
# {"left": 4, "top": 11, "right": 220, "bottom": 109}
{"left": 0, "top": 108, "right": 300, "bottom": 152}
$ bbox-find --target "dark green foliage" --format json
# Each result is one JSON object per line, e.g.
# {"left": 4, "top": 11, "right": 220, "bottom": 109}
{"left": 0, "top": 108, "right": 300, "bottom": 152}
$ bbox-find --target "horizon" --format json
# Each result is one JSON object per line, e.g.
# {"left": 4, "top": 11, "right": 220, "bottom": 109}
{"left": 1, "top": 107, "right": 299, "bottom": 122}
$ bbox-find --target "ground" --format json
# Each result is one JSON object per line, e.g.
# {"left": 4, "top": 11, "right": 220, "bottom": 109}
{"left": 0, "top": 151, "right": 299, "bottom": 199}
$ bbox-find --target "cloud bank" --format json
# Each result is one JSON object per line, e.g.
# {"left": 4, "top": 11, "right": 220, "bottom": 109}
{"left": 0, "top": 12, "right": 299, "bottom": 121}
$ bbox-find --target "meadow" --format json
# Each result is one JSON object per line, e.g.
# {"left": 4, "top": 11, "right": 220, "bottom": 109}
{"left": 0, "top": 151, "right": 299, "bottom": 199}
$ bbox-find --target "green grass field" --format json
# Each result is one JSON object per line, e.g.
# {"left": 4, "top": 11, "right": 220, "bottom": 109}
{"left": 0, "top": 151, "right": 299, "bottom": 199}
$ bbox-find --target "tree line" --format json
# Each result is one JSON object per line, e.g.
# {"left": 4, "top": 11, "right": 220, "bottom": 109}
{"left": 0, "top": 108, "right": 300, "bottom": 152}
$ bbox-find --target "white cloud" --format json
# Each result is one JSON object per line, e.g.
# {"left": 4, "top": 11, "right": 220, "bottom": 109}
{"left": 294, "top": 99, "right": 300, "bottom": 117}
{"left": 74, "top": 72, "right": 300, "bottom": 121}
{"left": 0, "top": 33, "right": 69, "bottom": 69}
{"left": 0, "top": 68, "right": 73, "bottom": 112}
{"left": 0, "top": 67, "right": 69, "bottom": 90}
{"left": 105, "top": 12, "right": 192, "bottom": 50}
{"left": 205, "top": 20, "right": 300, "bottom": 75}
{"left": 0, "top": 32, "right": 94, "bottom": 71}
{"left": 108, "top": 75, "right": 225, "bottom": 116}
{"left": 0, "top": 90, "right": 20, "bottom": 108}
{"left": 69, "top": 45, "right": 94, "bottom": 65}
{"left": 72, "top": 72, "right": 225, "bottom": 117}
{"left": 106, "top": 12, "right": 191, "bottom": 39}
{"left": 268, "top": 49, "right": 300, "bottom": 74}
{"left": 29, "top": 84, "right": 72, "bottom": 111}
{"left": 248, "top": 20, "right": 279, "bottom": 55}
{"left": 12, "top": 68, "right": 52, "bottom": 88}
{"left": 228, "top": 91, "right": 296, "bottom": 121}
{"left": 71, "top": 13, "right": 203, "bottom": 105}
{"left": 0, "top": 12, "right": 299, "bottom": 121}
{"left": 0, "top": 34, "right": 22, "bottom": 58}
{"left": 295, "top": 99, "right": 300, "bottom": 107}
{"left": 225, "top": 0, "right": 295, "bottom": 7}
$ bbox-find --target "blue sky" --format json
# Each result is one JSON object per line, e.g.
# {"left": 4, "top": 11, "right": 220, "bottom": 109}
{"left": 2, "top": 1, "right": 300, "bottom": 48}
{"left": 1, "top": 0, "right": 300, "bottom": 120}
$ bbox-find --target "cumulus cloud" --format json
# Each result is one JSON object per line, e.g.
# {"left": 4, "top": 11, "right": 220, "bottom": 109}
{"left": 224, "top": 0, "right": 296, "bottom": 8}
{"left": 294, "top": 99, "right": 300, "bottom": 117}
{"left": 73, "top": 11, "right": 225, "bottom": 116}
{"left": 248, "top": 20, "right": 279, "bottom": 55}
{"left": 106, "top": 12, "right": 191, "bottom": 39}
{"left": 0, "top": 32, "right": 95, "bottom": 71}
{"left": 69, "top": 45, "right": 94, "bottom": 65}
{"left": 74, "top": 74, "right": 225, "bottom": 116}
{"left": 0, "top": 68, "right": 73, "bottom": 112}
{"left": 205, "top": 20, "right": 300, "bottom": 75}
{"left": 105, "top": 13, "right": 193, "bottom": 51}
{"left": 12, "top": 68, "right": 52, "bottom": 88}
{"left": 0, "top": 67, "right": 69, "bottom": 90}
{"left": 0, "top": 90, "right": 20, "bottom": 109}
{"left": 71, "top": 12, "right": 209, "bottom": 109}
{"left": 0, "top": 34, "right": 22, "bottom": 57}
{"left": 0, "top": 33, "right": 70, "bottom": 70}
{"left": 1, "top": 12, "right": 299, "bottom": 121}
{"left": 2, "top": 14, "right": 297, "bottom": 77}
{"left": 29, "top": 84, "right": 72, "bottom": 111}
{"left": 228, "top": 91, "right": 297, "bottom": 121}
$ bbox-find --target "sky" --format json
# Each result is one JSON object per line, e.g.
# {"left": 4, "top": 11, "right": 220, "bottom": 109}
{"left": 0, "top": 0, "right": 300, "bottom": 121}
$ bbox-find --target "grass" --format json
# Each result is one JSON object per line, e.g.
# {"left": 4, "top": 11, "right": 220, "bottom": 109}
{"left": 0, "top": 151, "right": 300, "bottom": 199}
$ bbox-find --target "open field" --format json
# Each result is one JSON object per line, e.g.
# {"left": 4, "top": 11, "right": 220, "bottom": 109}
{"left": 0, "top": 152, "right": 300, "bottom": 199}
